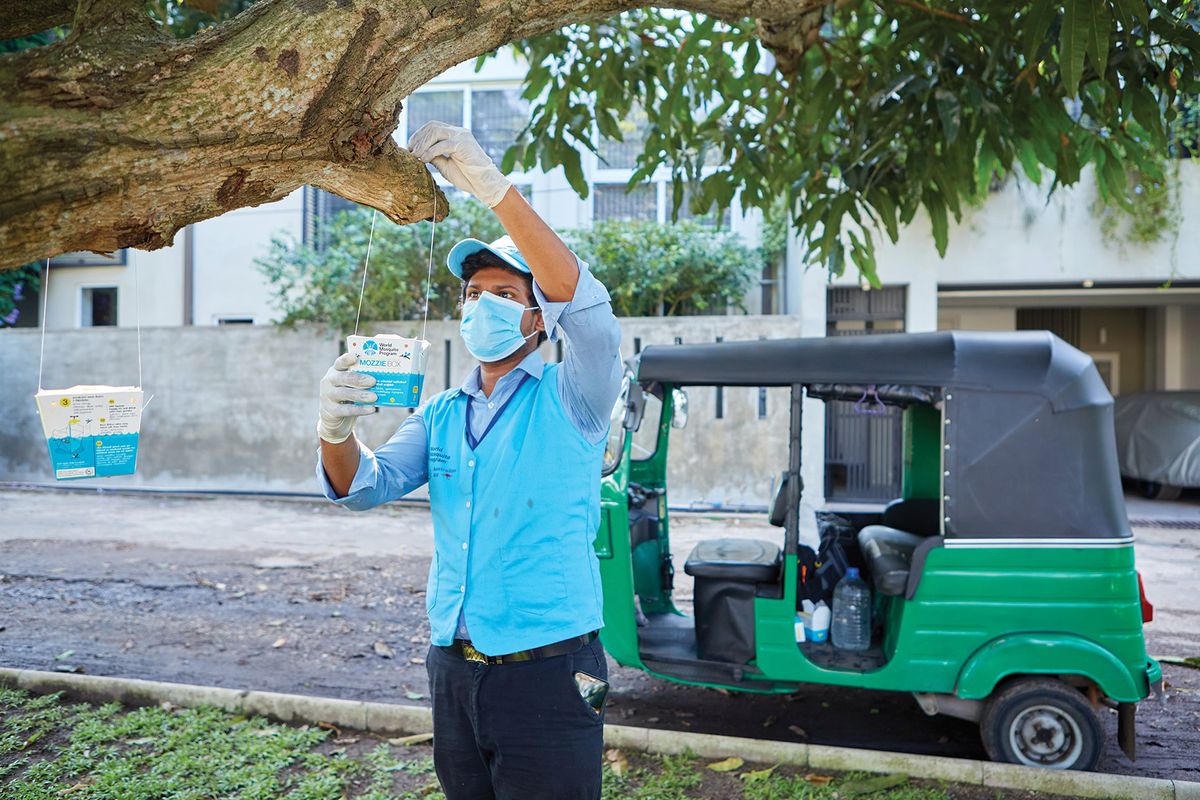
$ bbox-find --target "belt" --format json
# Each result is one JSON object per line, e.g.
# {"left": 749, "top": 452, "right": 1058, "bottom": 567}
{"left": 440, "top": 631, "right": 597, "bottom": 665}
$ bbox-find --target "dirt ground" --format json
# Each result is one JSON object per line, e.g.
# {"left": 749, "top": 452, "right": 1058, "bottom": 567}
{"left": 0, "top": 486, "right": 1198, "bottom": 782}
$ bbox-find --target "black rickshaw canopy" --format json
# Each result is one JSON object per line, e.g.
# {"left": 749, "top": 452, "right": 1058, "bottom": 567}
{"left": 635, "top": 331, "right": 1131, "bottom": 542}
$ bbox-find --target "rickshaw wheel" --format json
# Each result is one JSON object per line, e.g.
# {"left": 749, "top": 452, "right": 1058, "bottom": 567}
{"left": 979, "top": 678, "right": 1104, "bottom": 771}
{"left": 1137, "top": 480, "right": 1182, "bottom": 501}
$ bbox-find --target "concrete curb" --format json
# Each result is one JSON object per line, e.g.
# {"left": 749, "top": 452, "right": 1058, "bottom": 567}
{"left": 2, "top": 668, "right": 1195, "bottom": 800}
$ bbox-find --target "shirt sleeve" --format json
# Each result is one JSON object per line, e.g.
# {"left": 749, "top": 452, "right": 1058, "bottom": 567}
{"left": 316, "top": 411, "right": 430, "bottom": 510}
{"left": 532, "top": 256, "right": 624, "bottom": 444}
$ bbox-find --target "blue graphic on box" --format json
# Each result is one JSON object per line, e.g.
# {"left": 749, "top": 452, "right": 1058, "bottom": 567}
{"left": 45, "top": 432, "right": 139, "bottom": 480}
{"left": 360, "top": 371, "right": 425, "bottom": 408}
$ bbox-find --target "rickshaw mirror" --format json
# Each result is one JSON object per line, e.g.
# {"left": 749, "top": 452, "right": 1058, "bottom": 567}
{"left": 622, "top": 380, "right": 647, "bottom": 432}
{"left": 671, "top": 388, "right": 689, "bottom": 429}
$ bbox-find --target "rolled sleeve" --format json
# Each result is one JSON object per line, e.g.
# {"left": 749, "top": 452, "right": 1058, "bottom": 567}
{"left": 316, "top": 412, "right": 430, "bottom": 510}
{"left": 532, "top": 255, "right": 611, "bottom": 344}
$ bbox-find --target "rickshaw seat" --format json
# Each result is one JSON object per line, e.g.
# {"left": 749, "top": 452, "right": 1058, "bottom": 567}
{"left": 683, "top": 538, "right": 782, "bottom": 583}
{"left": 856, "top": 525, "right": 927, "bottom": 596}
{"left": 683, "top": 538, "right": 781, "bottom": 663}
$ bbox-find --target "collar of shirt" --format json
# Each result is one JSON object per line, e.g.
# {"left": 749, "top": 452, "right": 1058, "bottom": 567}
{"left": 457, "top": 349, "right": 544, "bottom": 402}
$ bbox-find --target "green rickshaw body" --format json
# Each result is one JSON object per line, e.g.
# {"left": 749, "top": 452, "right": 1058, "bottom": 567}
{"left": 593, "top": 331, "right": 1160, "bottom": 768}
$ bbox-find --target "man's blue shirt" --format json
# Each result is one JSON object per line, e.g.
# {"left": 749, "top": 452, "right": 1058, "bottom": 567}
{"left": 317, "top": 257, "right": 622, "bottom": 648}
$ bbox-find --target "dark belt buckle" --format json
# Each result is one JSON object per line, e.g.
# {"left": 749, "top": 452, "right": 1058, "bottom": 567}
{"left": 461, "top": 642, "right": 488, "bottom": 664}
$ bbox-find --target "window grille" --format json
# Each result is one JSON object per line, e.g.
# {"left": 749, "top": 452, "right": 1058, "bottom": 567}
{"left": 594, "top": 182, "right": 657, "bottom": 221}
{"left": 471, "top": 89, "right": 529, "bottom": 164}
{"left": 407, "top": 90, "right": 465, "bottom": 138}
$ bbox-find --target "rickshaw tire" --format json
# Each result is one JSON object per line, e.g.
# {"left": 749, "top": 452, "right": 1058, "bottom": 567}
{"left": 1138, "top": 481, "right": 1182, "bottom": 501}
{"left": 979, "top": 677, "right": 1104, "bottom": 771}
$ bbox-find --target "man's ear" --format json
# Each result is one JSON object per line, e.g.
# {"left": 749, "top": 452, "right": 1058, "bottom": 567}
{"left": 532, "top": 308, "right": 546, "bottom": 333}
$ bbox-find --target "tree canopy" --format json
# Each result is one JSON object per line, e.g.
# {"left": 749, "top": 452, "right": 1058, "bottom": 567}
{"left": 1, "top": 1, "right": 1198, "bottom": 279}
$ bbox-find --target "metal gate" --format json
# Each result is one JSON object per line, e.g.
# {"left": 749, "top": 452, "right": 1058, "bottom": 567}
{"left": 824, "top": 287, "right": 906, "bottom": 503}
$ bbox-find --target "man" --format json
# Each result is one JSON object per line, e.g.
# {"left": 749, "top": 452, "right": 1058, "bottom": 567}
{"left": 316, "top": 121, "right": 623, "bottom": 800}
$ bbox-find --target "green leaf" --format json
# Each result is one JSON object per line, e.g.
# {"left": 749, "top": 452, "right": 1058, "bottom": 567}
{"left": 840, "top": 773, "right": 909, "bottom": 796}
{"left": 1023, "top": 0, "right": 1059, "bottom": 64}
{"left": 934, "top": 89, "right": 961, "bottom": 143}
{"left": 1060, "top": 0, "right": 1089, "bottom": 96}
{"left": 1017, "top": 141, "right": 1043, "bottom": 184}
{"left": 707, "top": 757, "right": 744, "bottom": 772}
{"left": 925, "top": 191, "right": 949, "bottom": 257}
{"left": 1087, "top": 0, "right": 1112, "bottom": 80}
{"left": 1111, "top": 0, "right": 1148, "bottom": 27}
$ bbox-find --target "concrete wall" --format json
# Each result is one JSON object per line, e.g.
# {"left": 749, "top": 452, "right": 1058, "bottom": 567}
{"left": 0, "top": 317, "right": 806, "bottom": 508}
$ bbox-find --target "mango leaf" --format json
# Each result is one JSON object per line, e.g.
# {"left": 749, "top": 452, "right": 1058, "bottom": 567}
{"left": 924, "top": 191, "right": 949, "bottom": 257}
{"left": 840, "top": 773, "right": 909, "bottom": 796}
{"left": 1086, "top": 0, "right": 1112, "bottom": 80}
{"left": 935, "top": 89, "right": 961, "bottom": 143}
{"left": 1111, "top": 0, "right": 1148, "bottom": 27}
{"left": 707, "top": 757, "right": 744, "bottom": 772}
{"left": 1022, "top": 0, "right": 1058, "bottom": 64}
{"left": 1060, "top": 0, "right": 1090, "bottom": 96}
{"left": 740, "top": 764, "right": 777, "bottom": 782}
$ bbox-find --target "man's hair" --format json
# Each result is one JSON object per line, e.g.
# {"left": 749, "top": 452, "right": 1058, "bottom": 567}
{"left": 460, "top": 251, "right": 547, "bottom": 346}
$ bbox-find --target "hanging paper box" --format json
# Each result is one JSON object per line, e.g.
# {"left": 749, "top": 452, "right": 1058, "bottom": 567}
{"left": 346, "top": 335, "right": 431, "bottom": 408}
{"left": 35, "top": 386, "right": 143, "bottom": 481}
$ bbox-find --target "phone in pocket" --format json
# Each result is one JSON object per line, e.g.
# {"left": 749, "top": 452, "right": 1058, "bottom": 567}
{"left": 573, "top": 671, "right": 609, "bottom": 715}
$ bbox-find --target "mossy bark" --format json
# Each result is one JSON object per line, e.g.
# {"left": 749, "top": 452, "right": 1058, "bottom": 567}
{"left": 0, "top": 0, "right": 823, "bottom": 269}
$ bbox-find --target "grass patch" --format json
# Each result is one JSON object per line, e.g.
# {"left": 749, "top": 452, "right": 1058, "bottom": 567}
{"left": 1, "top": 688, "right": 1061, "bottom": 799}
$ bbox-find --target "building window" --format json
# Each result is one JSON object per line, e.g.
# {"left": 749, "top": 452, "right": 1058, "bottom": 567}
{"left": 81, "top": 287, "right": 118, "bottom": 327}
{"left": 407, "top": 90, "right": 466, "bottom": 138}
{"left": 51, "top": 251, "right": 126, "bottom": 267}
{"left": 597, "top": 107, "right": 650, "bottom": 170}
{"left": 594, "top": 182, "right": 657, "bottom": 221}
{"left": 217, "top": 317, "right": 254, "bottom": 325}
{"left": 302, "top": 187, "right": 361, "bottom": 250}
{"left": 471, "top": 88, "right": 529, "bottom": 165}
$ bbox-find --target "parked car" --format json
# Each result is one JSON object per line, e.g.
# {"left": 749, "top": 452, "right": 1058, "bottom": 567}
{"left": 1114, "top": 391, "right": 1200, "bottom": 500}
{"left": 598, "top": 331, "right": 1159, "bottom": 770}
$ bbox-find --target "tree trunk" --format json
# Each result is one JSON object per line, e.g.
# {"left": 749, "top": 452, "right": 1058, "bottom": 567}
{"left": 0, "top": 0, "right": 825, "bottom": 269}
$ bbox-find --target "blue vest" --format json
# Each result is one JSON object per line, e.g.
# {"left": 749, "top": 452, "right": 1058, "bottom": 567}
{"left": 423, "top": 362, "right": 606, "bottom": 655}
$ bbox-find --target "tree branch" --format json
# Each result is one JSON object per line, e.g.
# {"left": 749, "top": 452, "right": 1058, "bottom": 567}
{"left": 0, "top": 0, "right": 834, "bottom": 269}
{"left": 0, "top": 0, "right": 75, "bottom": 40}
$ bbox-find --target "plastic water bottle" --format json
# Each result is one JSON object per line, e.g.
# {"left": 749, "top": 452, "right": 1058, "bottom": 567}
{"left": 831, "top": 567, "right": 872, "bottom": 651}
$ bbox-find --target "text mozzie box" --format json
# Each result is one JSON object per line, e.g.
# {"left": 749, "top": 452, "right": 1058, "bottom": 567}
{"left": 347, "top": 334, "right": 431, "bottom": 408}
{"left": 35, "top": 386, "right": 144, "bottom": 480}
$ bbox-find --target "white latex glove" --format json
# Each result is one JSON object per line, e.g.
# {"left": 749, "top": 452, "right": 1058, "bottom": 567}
{"left": 407, "top": 121, "right": 512, "bottom": 208}
{"left": 318, "top": 353, "right": 377, "bottom": 444}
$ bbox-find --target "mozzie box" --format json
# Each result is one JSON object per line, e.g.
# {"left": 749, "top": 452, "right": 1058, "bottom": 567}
{"left": 347, "top": 334, "right": 431, "bottom": 408}
{"left": 34, "top": 386, "right": 143, "bottom": 480}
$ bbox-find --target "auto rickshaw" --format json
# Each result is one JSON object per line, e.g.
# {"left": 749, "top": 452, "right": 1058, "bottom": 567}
{"left": 596, "top": 330, "right": 1160, "bottom": 771}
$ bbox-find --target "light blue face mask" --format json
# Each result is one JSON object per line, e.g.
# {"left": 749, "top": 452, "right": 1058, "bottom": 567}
{"left": 460, "top": 291, "right": 539, "bottom": 362}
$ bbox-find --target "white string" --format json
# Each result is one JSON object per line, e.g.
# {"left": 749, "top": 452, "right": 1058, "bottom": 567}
{"left": 37, "top": 258, "right": 50, "bottom": 391}
{"left": 421, "top": 168, "right": 438, "bottom": 342}
{"left": 353, "top": 210, "right": 379, "bottom": 338}
{"left": 134, "top": 251, "right": 143, "bottom": 388}
{"left": 350, "top": 173, "right": 438, "bottom": 340}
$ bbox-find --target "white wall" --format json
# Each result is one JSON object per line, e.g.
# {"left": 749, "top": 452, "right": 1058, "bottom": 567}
{"left": 938, "top": 307, "right": 1017, "bottom": 331}
{"left": 856, "top": 163, "right": 1200, "bottom": 287}
{"left": 192, "top": 190, "right": 305, "bottom": 325}
{"left": 43, "top": 245, "right": 185, "bottom": 330}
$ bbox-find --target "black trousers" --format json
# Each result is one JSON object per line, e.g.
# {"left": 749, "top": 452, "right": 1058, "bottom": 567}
{"left": 425, "top": 635, "right": 608, "bottom": 800}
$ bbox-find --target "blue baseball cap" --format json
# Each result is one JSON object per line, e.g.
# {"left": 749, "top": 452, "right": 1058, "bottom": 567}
{"left": 446, "top": 236, "right": 531, "bottom": 279}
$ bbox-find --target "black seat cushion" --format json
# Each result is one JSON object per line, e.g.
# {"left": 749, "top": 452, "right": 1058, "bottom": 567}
{"left": 683, "top": 538, "right": 781, "bottom": 583}
{"left": 881, "top": 498, "right": 941, "bottom": 538}
{"left": 857, "top": 525, "right": 926, "bottom": 596}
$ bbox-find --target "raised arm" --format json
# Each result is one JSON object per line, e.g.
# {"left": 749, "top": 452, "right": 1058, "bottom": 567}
{"left": 406, "top": 122, "right": 578, "bottom": 301}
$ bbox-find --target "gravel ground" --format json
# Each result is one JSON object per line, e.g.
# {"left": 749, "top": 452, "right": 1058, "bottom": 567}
{"left": 0, "top": 487, "right": 1197, "bottom": 781}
